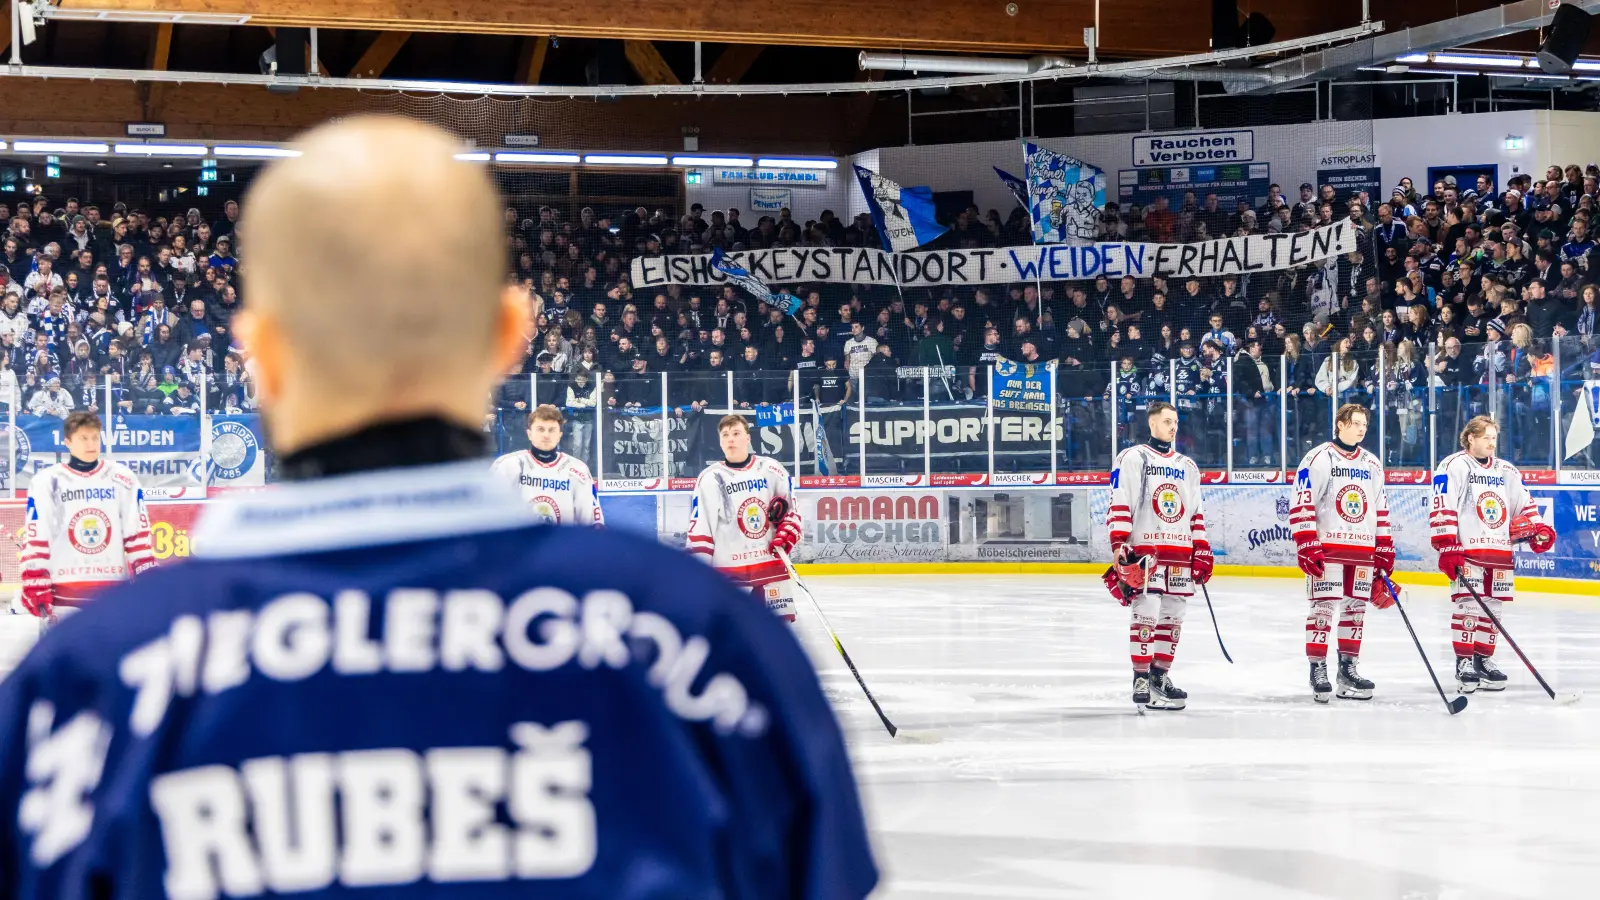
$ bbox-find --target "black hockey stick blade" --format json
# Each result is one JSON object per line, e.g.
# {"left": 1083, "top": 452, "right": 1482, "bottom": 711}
{"left": 1454, "top": 569, "right": 1561, "bottom": 702}
{"left": 1380, "top": 574, "right": 1467, "bottom": 715}
{"left": 1197, "top": 582, "right": 1234, "bottom": 664}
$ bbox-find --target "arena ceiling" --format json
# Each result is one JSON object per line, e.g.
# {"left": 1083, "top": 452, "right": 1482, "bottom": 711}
{"left": 0, "top": 0, "right": 1594, "bottom": 153}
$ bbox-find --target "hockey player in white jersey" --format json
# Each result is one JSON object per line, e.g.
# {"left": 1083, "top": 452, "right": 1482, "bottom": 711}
{"left": 489, "top": 403, "right": 604, "bottom": 526}
{"left": 687, "top": 414, "right": 803, "bottom": 621}
{"left": 1431, "top": 415, "right": 1555, "bottom": 693}
{"left": 1103, "top": 400, "right": 1212, "bottom": 710}
{"left": 1291, "top": 404, "right": 1395, "bottom": 702}
{"left": 18, "top": 410, "right": 155, "bottom": 618}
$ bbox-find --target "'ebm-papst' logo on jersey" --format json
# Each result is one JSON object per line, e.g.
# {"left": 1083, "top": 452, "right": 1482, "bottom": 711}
{"left": 1336, "top": 485, "right": 1368, "bottom": 524}
{"left": 67, "top": 508, "right": 111, "bottom": 554}
{"left": 1476, "top": 491, "right": 1507, "bottom": 528}
{"left": 1152, "top": 483, "right": 1184, "bottom": 523}
{"left": 528, "top": 495, "right": 562, "bottom": 524}
{"left": 738, "top": 498, "right": 769, "bottom": 539}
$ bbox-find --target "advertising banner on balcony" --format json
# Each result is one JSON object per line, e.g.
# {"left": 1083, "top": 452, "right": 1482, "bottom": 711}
{"left": 4, "top": 414, "right": 266, "bottom": 493}
{"left": 630, "top": 221, "right": 1359, "bottom": 289}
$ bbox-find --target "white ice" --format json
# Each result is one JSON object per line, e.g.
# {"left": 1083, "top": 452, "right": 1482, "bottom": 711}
{"left": 793, "top": 574, "right": 1600, "bottom": 900}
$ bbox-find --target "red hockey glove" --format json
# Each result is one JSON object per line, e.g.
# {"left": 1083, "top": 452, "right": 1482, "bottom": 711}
{"left": 1511, "top": 511, "right": 1556, "bottom": 554}
{"left": 767, "top": 497, "right": 801, "bottom": 556}
{"left": 19, "top": 582, "right": 52, "bottom": 619}
{"left": 1190, "top": 540, "right": 1214, "bottom": 584}
{"left": 1102, "top": 566, "right": 1132, "bottom": 606}
{"left": 1115, "top": 545, "right": 1148, "bottom": 591}
{"left": 1435, "top": 542, "right": 1467, "bottom": 579}
{"left": 1373, "top": 540, "right": 1396, "bottom": 576}
{"left": 1295, "top": 539, "right": 1326, "bottom": 578}
{"left": 1369, "top": 574, "right": 1396, "bottom": 610}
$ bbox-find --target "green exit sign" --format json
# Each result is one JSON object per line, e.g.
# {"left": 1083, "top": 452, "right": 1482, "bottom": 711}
{"left": 45, "top": 165, "right": 59, "bottom": 179}
{"left": 686, "top": 171, "right": 703, "bottom": 185}
{"left": 200, "top": 169, "right": 218, "bottom": 182}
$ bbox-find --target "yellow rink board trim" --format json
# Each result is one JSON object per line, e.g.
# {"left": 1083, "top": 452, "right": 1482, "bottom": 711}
{"left": 790, "top": 562, "right": 1600, "bottom": 596}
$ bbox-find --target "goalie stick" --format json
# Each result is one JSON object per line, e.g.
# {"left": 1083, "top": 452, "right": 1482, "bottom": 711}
{"left": 1378, "top": 574, "right": 1468, "bottom": 715}
{"left": 1454, "top": 569, "right": 1582, "bottom": 705}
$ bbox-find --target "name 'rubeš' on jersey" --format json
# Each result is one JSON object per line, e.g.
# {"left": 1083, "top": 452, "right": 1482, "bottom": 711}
{"left": 0, "top": 116, "right": 877, "bottom": 900}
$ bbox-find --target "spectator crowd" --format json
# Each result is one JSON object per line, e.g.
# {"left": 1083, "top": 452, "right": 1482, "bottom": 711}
{"left": 0, "top": 194, "right": 253, "bottom": 420}
{"left": 33, "top": 157, "right": 1599, "bottom": 474}
{"left": 496, "top": 161, "right": 1600, "bottom": 472}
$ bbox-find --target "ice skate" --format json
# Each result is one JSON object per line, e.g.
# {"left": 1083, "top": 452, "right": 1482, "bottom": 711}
{"left": 1475, "top": 654, "right": 1508, "bottom": 692}
{"left": 1132, "top": 672, "right": 1151, "bottom": 708}
{"left": 1146, "top": 666, "right": 1187, "bottom": 711}
{"left": 1310, "top": 658, "right": 1332, "bottom": 703}
{"left": 1455, "top": 655, "right": 1480, "bottom": 694}
{"left": 1335, "top": 653, "right": 1374, "bottom": 700}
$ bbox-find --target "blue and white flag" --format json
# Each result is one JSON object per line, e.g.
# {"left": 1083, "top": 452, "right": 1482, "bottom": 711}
{"left": 994, "top": 166, "right": 1028, "bottom": 209}
{"left": 1024, "top": 142, "right": 1106, "bottom": 245}
{"left": 811, "top": 399, "right": 834, "bottom": 476}
{"left": 756, "top": 402, "right": 795, "bottom": 428}
{"left": 852, "top": 164, "right": 948, "bottom": 253}
{"left": 1565, "top": 379, "right": 1600, "bottom": 459}
{"left": 710, "top": 247, "right": 800, "bottom": 316}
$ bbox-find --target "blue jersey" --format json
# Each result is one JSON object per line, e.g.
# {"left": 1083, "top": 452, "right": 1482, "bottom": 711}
{"left": 0, "top": 461, "right": 877, "bottom": 899}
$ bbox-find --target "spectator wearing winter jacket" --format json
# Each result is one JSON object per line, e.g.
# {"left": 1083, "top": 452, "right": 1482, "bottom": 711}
{"left": 174, "top": 298, "right": 211, "bottom": 348}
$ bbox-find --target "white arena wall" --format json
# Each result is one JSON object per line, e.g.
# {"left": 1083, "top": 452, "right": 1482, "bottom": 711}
{"left": 682, "top": 110, "right": 1600, "bottom": 227}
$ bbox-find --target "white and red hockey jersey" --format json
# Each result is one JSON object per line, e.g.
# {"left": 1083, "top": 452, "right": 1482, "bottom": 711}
{"left": 1430, "top": 452, "right": 1539, "bottom": 568}
{"left": 488, "top": 450, "right": 604, "bottom": 526}
{"left": 1107, "top": 443, "right": 1207, "bottom": 566}
{"left": 1290, "top": 442, "right": 1391, "bottom": 563}
{"left": 686, "top": 455, "right": 797, "bottom": 587}
{"left": 19, "top": 460, "right": 154, "bottom": 602}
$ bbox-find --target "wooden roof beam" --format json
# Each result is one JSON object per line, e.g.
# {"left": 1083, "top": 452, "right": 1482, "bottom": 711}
{"left": 706, "top": 43, "right": 762, "bottom": 84}
{"left": 348, "top": 30, "right": 409, "bottom": 78}
{"left": 623, "top": 39, "right": 680, "bottom": 85}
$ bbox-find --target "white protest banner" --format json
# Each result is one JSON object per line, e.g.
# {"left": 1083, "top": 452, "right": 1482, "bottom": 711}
{"left": 631, "top": 220, "right": 1358, "bottom": 288}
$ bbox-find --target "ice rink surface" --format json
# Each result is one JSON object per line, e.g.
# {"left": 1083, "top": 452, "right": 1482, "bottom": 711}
{"left": 794, "top": 574, "right": 1600, "bottom": 900}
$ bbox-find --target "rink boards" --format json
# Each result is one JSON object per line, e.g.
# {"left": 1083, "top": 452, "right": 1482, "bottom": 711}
{"left": 605, "top": 483, "right": 1600, "bottom": 590}
{"left": 0, "top": 482, "right": 1594, "bottom": 589}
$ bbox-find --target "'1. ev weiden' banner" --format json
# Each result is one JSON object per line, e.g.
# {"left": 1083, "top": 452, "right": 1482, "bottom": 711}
{"left": 632, "top": 221, "right": 1357, "bottom": 289}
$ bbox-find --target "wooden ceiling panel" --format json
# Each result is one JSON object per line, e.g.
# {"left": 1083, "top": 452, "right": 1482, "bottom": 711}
{"left": 55, "top": 0, "right": 1215, "bottom": 56}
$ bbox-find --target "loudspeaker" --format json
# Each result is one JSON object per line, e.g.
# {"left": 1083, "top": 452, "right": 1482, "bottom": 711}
{"left": 1538, "top": 3, "right": 1592, "bottom": 75}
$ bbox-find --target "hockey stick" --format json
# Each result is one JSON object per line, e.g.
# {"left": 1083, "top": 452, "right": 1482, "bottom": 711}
{"left": 1378, "top": 573, "right": 1468, "bottom": 715}
{"left": 774, "top": 547, "right": 902, "bottom": 738}
{"left": 1196, "top": 582, "right": 1234, "bottom": 664}
{"left": 1454, "top": 569, "right": 1581, "bottom": 705}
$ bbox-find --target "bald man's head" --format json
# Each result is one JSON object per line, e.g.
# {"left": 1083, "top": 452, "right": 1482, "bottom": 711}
{"left": 239, "top": 115, "right": 525, "bottom": 451}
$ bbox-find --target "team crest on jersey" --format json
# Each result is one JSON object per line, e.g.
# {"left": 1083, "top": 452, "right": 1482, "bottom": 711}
{"left": 737, "top": 498, "right": 769, "bottom": 539}
{"left": 1475, "top": 491, "right": 1507, "bottom": 528}
{"left": 1137, "top": 624, "right": 1153, "bottom": 642}
{"left": 1151, "top": 483, "right": 1184, "bottom": 523}
{"left": 528, "top": 495, "right": 562, "bottom": 524}
{"left": 67, "top": 508, "right": 111, "bottom": 554}
{"left": 1336, "top": 485, "right": 1368, "bottom": 524}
